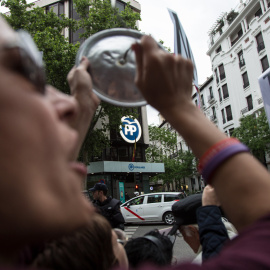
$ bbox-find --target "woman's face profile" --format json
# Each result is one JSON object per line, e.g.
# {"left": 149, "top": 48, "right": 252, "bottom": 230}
{"left": 0, "top": 17, "right": 93, "bottom": 249}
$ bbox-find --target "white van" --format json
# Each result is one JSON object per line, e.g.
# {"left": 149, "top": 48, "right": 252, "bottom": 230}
{"left": 120, "top": 192, "right": 185, "bottom": 225}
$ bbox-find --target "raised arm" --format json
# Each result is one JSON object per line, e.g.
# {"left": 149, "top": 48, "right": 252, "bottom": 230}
{"left": 132, "top": 36, "right": 270, "bottom": 231}
{"left": 67, "top": 57, "right": 100, "bottom": 159}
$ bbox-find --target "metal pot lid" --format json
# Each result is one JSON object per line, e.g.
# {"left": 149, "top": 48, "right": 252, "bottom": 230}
{"left": 75, "top": 28, "right": 147, "bottom": 107}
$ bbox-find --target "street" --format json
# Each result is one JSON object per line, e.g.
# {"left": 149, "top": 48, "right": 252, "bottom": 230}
{"left": 125, "top": 223, "right": 197, "bottom": 264}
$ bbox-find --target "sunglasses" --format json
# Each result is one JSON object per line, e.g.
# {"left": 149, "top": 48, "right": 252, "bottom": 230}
{"left": 2, "top": 30, "right": 46, "bottom": 94}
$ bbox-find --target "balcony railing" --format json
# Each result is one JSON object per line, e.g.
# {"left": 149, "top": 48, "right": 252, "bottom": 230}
{"left": 257, "top": 42, "right": 265, "bottom": 53}
{"left": 241, "top": 107, "right": 248, "bottom": 115}
{"left": 243, "top": 81, "right": 250, "bottom": 89}
{"left": 208, "top": 95, "right": 215, "bottom": 103}
{"left": 239, "top": 59, "right": 245, "bottom": 68}
{"left": 220, "top": 72, "right": 226, "bottom": 80}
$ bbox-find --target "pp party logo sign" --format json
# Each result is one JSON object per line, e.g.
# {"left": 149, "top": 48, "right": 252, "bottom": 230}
{"left": 120, "top": 116, "right": 142, "bottom": 143}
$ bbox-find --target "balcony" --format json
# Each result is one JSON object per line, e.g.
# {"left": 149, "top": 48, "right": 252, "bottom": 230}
{"left": 241, "top": 107, "right": 248, "bottom": 115}
{"left": 239, "top": 59, "right": 245, "bottom": 68}
{"left": 257, "top": 42, "right": 265, "bottom": 53}
{"left": 208, "top": 95, "right": 215, "bottom": 103}
{"left": 220, "top": 72, "right": 226, "bottom": 81}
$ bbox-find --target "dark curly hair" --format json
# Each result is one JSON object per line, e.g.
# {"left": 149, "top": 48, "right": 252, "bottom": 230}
{"left": 32, "top": 214, "right": 116, "bottom": 270}
{"left": 124, "top": 229, "right": 173, "bottom": 268}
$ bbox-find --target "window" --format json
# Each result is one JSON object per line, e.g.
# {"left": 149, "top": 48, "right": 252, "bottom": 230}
{"left": 47, "top": 3, "right": 64, "bottom": 16}
{"left": 222, "top": 84, "right": 229, "bottom": 99}
{"left": 238, "top": 50, "right": 245, "bottom": 68}
{"left": 246, "top": 95, "right": 253, "bottom": 111}
{"left": 218, "top": 89, "right": 222, "bottom": 102}
{"left": 116, "top": 0, "right": 126, "bottom": 12}
{"left": 130, "top": 197, "right": 144, "bottom": 205}
{"left": 215, "top": 69, "right": 219, "bottom": 84}
{"left": 216, "top": 46, "right": 222, "bottom": 53}
{"left": 242, "top": 72, "right": 250, "bottom": 88}
{"left": 219, "top": 64, "right": 226, "bottom": 80}
{"left": 201, "top": 94, "right": 205, "bottom": 106}
{"left": 261, "top": 56, "right": 269, "bottom": 72}
{"left": 195, "top": 99, "right": 198, "bottom": 106}
{"left": 209, "top": 87, "right": 213, "bottom": 99}
{"left": 221, "top": 109, "right": 226, "bottom": 124}
{"left": 212, "top": 106, "right": 216, "bottom": 119}
{"left": 231, "top": 29, "right": 243, "bottom": 46}
{"left": 70, "top": 1, "right": 85, "bottom": 44}
{"left": 147, "top": 195, "right": 162, "bottom": 204}
{"left": 256, "top": 32, "right": 265, "bottom": 53}
{"left": 226, "top": 105, "right": 233, "bottom": 121}
{"left": 255, "top": 8, "right": 263, "bottom": 18}
{"left": 164, "top": 194, "right": 183, "bottom": 202}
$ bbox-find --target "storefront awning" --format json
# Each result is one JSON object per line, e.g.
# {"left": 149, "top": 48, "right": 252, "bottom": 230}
{"left": 87, "top": 161, "right": 165, "bottom": 174}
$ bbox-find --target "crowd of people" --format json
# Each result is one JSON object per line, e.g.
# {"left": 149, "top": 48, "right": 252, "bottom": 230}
{"left": 1, "top": 14, "right": 270, "bottom": 269}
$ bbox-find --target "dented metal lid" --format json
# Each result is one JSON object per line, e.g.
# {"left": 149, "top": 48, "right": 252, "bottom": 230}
{"left": 75, "top": 28, "right": 147, "bottom": 107}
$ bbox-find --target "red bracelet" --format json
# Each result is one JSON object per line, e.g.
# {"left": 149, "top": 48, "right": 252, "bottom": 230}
{"left": 198, "top": 138, "right": 240, "bottom": 174}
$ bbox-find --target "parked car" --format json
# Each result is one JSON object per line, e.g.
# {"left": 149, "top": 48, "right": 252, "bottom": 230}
{"left": 120, "top": 192, "right": 185, "bottom": 225}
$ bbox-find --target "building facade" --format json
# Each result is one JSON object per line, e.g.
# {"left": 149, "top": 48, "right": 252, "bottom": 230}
{"left": 156, "top": 0, "right": 270, "bottom": 192}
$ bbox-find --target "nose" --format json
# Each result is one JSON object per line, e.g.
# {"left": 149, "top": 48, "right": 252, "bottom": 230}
{"left": 46, "top": 85, "right": 79, "bottom": 124}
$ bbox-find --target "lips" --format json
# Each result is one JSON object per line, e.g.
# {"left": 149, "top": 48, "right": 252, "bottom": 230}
{"left": 70, "top": 161, "right": 87, "bottom": 176}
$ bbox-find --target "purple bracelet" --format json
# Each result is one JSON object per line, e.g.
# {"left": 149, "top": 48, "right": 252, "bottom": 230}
{"left": 202, "top": 143, "right": 250, "bottom": 184}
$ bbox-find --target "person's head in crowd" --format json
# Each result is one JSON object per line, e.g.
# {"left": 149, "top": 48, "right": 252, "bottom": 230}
{"left": 32, "top": 214, "right": 128, "bottom": 270}
{"left": 124, "top": 229, "right": 173, "bottom": 268}
{"left": 0, "top": 16, "right": 96, "bottom": 259}
{"left": 89, "top": 183, "right": 108, "bottom": 202}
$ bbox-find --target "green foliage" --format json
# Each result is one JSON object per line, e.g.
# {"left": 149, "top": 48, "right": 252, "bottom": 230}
{"left": 232, "top": 110, "right": 270, "bottom": 163}
{"left": 1, "top": 0, "right": 141, "bottom": 164}
{"left": 226, "top": 10, "right": 239, "bottom": 25}
{"left": 70, "top": 0, "right": 141, "bottom": 163}
{"left": 177, "top": 150, "right": 197, "bottom": 180}
{"left": 73, "top": 0, "right": 140, "bottom": 38}
{"left": 146, "top": 125, "right": 196, "bottom": 187}
{"left": 1, "top": 0, "right": 78, "bottom": 92}
{"left": 146, "top": 125, "right": 177, "bottom": 162}
{"left": 159, "top": 40, "right": 171, "bottom": 53}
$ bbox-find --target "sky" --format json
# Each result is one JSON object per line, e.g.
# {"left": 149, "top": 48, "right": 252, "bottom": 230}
{"left": 137, "top": 0, "right": 240, "bottom": 126}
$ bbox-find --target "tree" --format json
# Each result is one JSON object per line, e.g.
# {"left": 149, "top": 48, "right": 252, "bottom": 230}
{"left": 146, "top": 125, "right": 177, "bottom": 189}
{"left": 73, "top": 0, "right": 141, "bottom": 163}
{"left": 232, "top": 110, "right": 270, "bottom": 165}
{"left": 1, "top": 0, "right": 141, "bottom": 164}
{"left": 176, "top": 150, "right": 197, "bottom": 191}
{"left": 1, "top": 0, "right": 78, "bottom": 93}
{"left": 147, "top": 125, "right": 197, "bottom": 191}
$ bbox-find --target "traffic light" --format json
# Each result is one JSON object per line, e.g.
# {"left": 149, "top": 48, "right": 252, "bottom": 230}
{"left": 135, "top": 184, "right": 139, "bottom": 191}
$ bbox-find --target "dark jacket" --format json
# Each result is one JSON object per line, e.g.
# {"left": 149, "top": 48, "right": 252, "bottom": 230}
{"left": 94, "top": 196, "right": 125, "bottom": 230}
{"left": 197, "top": 205, "right": 229, "bottom": 261}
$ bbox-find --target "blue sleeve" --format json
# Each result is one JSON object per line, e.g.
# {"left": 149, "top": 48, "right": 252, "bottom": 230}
{"left": 197, "top": 205, "right": 229, "bottom": 262}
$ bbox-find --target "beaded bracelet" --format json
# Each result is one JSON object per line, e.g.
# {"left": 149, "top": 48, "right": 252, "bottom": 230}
{"left": 198, "top": 138, "right": 249, "bottom": 184}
